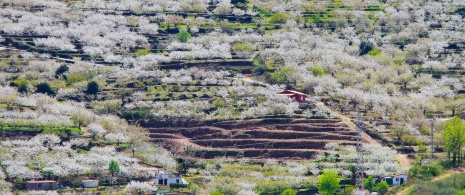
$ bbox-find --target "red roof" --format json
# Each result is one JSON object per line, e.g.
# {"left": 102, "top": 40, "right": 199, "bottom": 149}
{"left": 26, "top": 180, "right": 56, "bottom": 183}
{"left": 277, "top": 90, "right": 306, "bottom": 95}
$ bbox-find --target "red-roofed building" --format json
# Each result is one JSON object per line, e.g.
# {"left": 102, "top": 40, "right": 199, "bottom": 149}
{"left": 277, "top": 90, "right": 307, "bottom": 103}
{"left": 26, "top": 180, "right": 57, "bottom": 190}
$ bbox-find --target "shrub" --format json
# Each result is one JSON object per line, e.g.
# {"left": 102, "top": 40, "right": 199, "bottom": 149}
{"left": 213, "top": 98, "right": 226, "bottom": 108}
{"left": 359, "top": 41, "right": 373, "bottom": 55}
{"left": 15, "top": 78, "right": 29, "bottom": 94}
{"left": 55, "top": 64, "right": 69, "bottom": 78}
{"left": 135, "top": 49, "right": 151, "bottom": 57}
{"left": 169, "top": 183, "right": 190, "bottom": 188}
{"left": 254, "top": 65, "right": 267, "bottom": 75}
{"left": 210, "top": 190, "right": 224, "bottom": 195}
{"left": 269, "top": 13, "right": 288, "bottom": 24}
{"left": 401, "top": 134, "right": 417, "bottom": 146}
{"left": 108, "top": 160, "right": 120, "bottom": 175}
{"left": 282, "top": 189, "right": 297, "bottom": 195}
{"left": 363, "top": 176, "right": 375, "bottom": 191}
{"left": 374, "top": 182, "right": 389, "bottom": 195}
{"left": 36, "top": 82, "right": 55, "bottom": 95}
{"left": 270, "top": 72, "right": 287, "bottom": 84}
{"left": 86, "top": 81, "right": 100, "bottom": 95}
{"left": 134, "top": 81, "right": 145, "bottom": 88}
{"left": 367, "top": 49, "right": 381, "bottom": 56}
{"left": 121, "top": 108, "right": 153, "bottom": 122}
{"left": 311, "top": 66, "right": 325, "bottom": 76}
{"left": 176, "top": 30, "right": 192, "bottom": 43}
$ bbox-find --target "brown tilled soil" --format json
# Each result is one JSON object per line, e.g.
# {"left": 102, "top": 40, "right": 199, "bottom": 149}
{"left": 147, "top": 121, "right": 369, "bottom": 160}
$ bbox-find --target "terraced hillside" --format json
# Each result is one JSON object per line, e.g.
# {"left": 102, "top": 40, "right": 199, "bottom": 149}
{"left": 146, "top": 119, "right": 360, "bottom": 160}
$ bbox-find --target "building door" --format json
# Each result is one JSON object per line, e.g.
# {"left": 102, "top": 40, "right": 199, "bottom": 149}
{"left": 164, "top": 179, "right": 167, "bottom": 185}
{"left": 159, "top": 179, "right": 163, "bottom": 185}
{"left": 400, "top": 178, "right": 404, "bottom": 185}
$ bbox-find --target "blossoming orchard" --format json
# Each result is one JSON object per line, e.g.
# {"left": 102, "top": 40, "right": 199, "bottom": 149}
{"left": 1, "top": 0, "right": 465, "bottom": 194}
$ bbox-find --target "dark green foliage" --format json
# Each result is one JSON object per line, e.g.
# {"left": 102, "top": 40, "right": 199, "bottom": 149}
{"left": 108, "top": 160, "right": 120, "bottom": 175}
{"left": 359, "top": 41, "right": 374, "bottom": 56}
{"left": 176, "top": 30, "right": 192, "bottom": 43}
{"left": 254, "top": 65, "right": 267, "bottom": 75}
{"left": 348, "top": 165, "right": 357, "bottom": 185}
{"left": 121, "top": 107, "right": 153, "bottom": 122}
{"left": 169, "top": 183, "right": 190, "bottom": 188}
{"left": 36, "top": 82, "right": 55, "bottom": 95}
{"left": 456, "top": 8, "right": 465, "bottom": 18}
{"left": 86, "top": 81, "right": 99, "bottom": 95}
{"left": 15, "top": 78, "right": 29, "bottom": 94}
{"left": 55, "top": 64, "right": 69, "bottom": 78}
{"left": 269, "top": 13, "right": 288, "bottom": 24}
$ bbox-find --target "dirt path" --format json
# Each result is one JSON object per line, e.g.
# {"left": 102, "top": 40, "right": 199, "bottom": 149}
{"left": 317, "top": 101, "right": 413, "bottom": 169}
{"left": 396, "top": 154, "right": 411, "bottom": 168}
{"left": 396, "top": 186, "right": 412, "bottom": 195}
{"left": 316, "top": 102, "right": 382, "bottom": 144}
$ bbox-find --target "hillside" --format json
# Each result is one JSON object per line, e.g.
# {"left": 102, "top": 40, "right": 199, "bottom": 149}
{"left": 2, "top": 0, "right": 465, "bottom": 194}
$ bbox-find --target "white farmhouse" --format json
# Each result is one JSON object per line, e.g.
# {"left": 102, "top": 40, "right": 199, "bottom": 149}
{"left": 155, "top": 170, "right": 188, "bottom": 186}
{"left": 382, "top": 174, "right": 408, "bottom": 186}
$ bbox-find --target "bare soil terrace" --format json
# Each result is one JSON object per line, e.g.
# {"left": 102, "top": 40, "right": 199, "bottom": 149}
{"left": 146, "top": 120, "right": 365, "bottom": 160}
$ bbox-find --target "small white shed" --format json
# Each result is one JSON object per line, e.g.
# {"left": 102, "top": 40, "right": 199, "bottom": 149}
{"left": 392, "top": 174, "right": 408, "bottom": 185}
{"left": 82, "top": 180, "right": 99, "bottom": 188}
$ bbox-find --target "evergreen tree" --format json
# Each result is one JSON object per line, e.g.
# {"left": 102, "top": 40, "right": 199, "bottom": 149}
{"left": 87, "top": 81, "right": 100, "bottom": 95}
{"left": 55, "top": 64, "right": 69, "bottom": 78}
{"left": 109, "top": 160, "right": 120, "bottom": 175}
{"left": 36, "top": 82, "right": 55, "bottom": 95}
{"left": 175, "top": 30, "right": 191, "bottom": 43}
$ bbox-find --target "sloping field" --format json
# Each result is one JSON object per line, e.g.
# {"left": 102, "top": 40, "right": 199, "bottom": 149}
{"left": 146, "top": 120, "right": 363, "bottom": 160}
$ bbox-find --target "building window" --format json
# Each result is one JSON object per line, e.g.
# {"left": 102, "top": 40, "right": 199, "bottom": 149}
{"left": 396, "top": 178, "right": 399, "bottom": 181}
{"left": 176, "top": 179, "right": 180, "bottom": 183}
{"left": 38, "top": 183, "right": 42, "bottom": 188}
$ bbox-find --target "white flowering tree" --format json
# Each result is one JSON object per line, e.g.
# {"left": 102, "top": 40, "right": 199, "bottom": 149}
{"left": 124, "top": 181, "right": 157, "bottom": 194}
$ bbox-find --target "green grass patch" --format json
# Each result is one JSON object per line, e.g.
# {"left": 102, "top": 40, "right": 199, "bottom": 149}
{"left": 0, "top": 122, "right": 81, "bottom": 134}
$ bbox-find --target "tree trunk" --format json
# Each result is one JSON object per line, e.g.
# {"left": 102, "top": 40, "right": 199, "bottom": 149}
{"left": 448, "top": 152, "right": 450, "bottom": 164}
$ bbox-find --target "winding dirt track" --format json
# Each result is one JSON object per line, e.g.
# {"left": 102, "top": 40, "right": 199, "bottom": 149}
{"left": 317, "top": 102, "right": 412, "bottom": 168}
